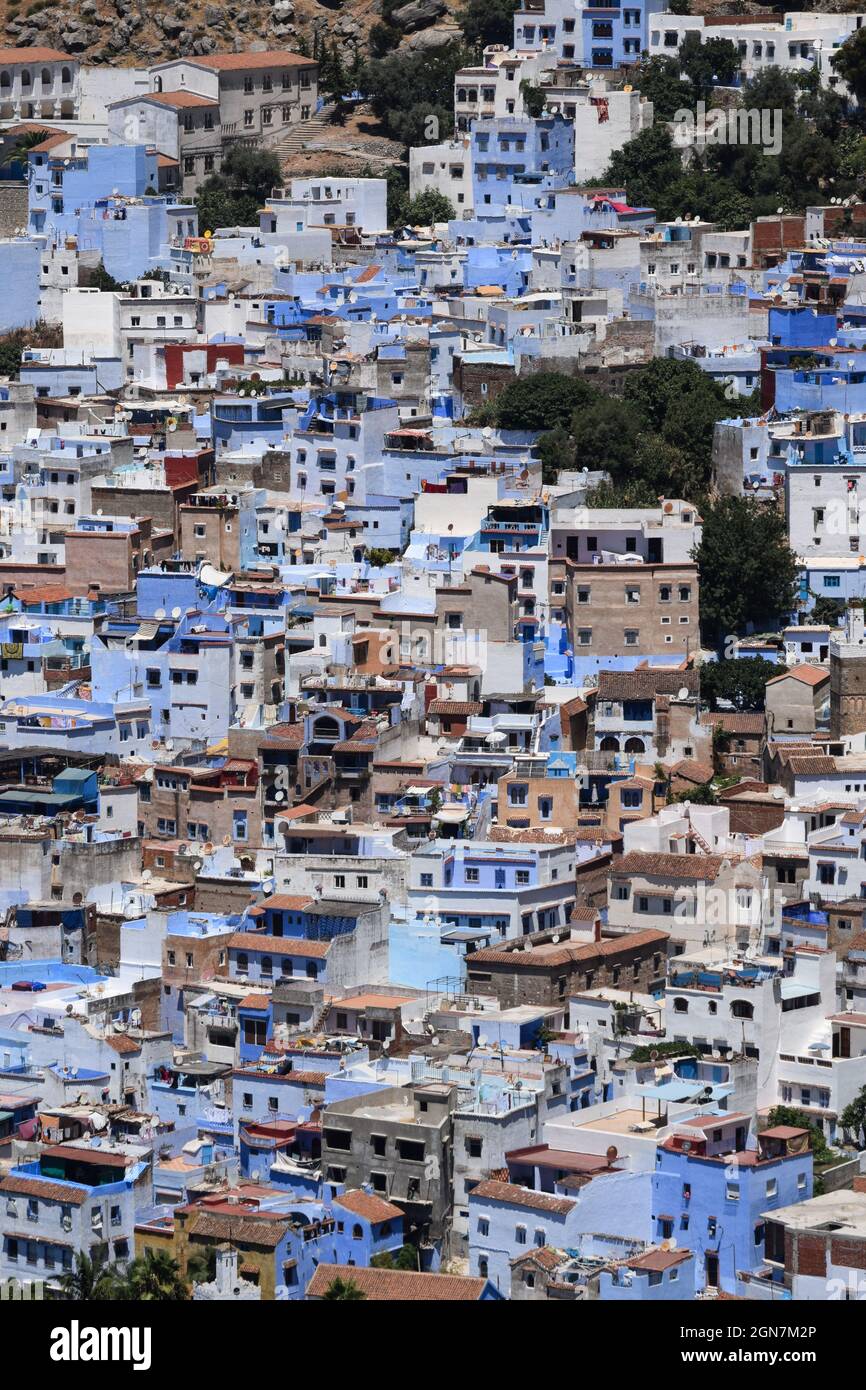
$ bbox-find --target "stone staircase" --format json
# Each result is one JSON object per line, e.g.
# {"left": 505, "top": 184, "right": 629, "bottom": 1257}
{"left": 268, "top": 105, "right": 337, "bottom": 159}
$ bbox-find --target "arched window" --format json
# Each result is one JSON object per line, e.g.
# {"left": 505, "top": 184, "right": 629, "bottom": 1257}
{"left": 731, "top": 1000, "right": 754, "bottom": 1020}
{"left": 153, "top": 75, "right": 163, "bottom": 92}
{"left": 352, "top": 1224, "right": 363, "bottom": 1241}
{"left": 673, "top": 997, "right": 689, "bottom": 1013}
{"left": 0, "top": 72, "right": 10, "bottom": 90}
{"left": 236, "top": 952, "right": 248, "bottom": 974}
{"left": 20, "top": 70, "right": 31, "bottom": 88}
{"left": 260, "top": 955, "right": 272, "bottom": 977}
{"left": 41, "top": 68, "right": 52, "bottom": 87}
{"left": 61, "top": 67, "right": 73, "bottom": 85}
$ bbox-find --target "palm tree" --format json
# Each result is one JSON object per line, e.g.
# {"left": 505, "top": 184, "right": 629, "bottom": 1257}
{"left": 0, "top": 128, "right": 51, "bottom": 168}
{"left": 186, "top": 1245, "right": 217, "bottom": 1286}
{"left": 59, "top": 1250, "right": 124, "bottom": 1301}
{"left": 322, "top": 1275, "right": 367, "bottom": 1301}
{"left": 125, "top": 1248, "right": 190, "bottom": 1301}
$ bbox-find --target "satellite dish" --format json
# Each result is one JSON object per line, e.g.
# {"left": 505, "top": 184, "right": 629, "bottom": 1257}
{"left": 431, "top": 1036, "right": 440, "bottom": 1046}
{"left": 606, "top": 1145, "right": 618, "bottom": 1164}
{"left": 677, "top": 687, "right": 689, "bottom": 700}
{"left": 477, "top": 1033, "right": 488, "bottom": 1048}
{"left": 171, "top": 607, "right": 182, "bottom": 619}
{"left": 154, "top": 608, "right": 166, "bottom": 620}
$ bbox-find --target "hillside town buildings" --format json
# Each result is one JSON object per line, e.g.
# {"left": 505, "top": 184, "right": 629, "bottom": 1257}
{"left": 3, "top": 10, "right": 866, "bottom": 1312}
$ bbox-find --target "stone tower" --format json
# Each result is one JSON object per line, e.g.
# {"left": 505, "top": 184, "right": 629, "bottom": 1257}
{"left": 830, "top": 605, "right": 866, "bottom": 738}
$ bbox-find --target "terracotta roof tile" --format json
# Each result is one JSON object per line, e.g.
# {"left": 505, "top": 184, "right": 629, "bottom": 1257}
{"left": 333, "top": 1189, "right": 403, "bottom": 1223}
{"left": 596, "top": 669, "right": 698, "bottom": 701}
{"left": 469, "top": 1180, "right": 574, "bottom": 1215}
{"left": 0, "top": 1175, "right": 87, "bottom": 1206}
{"left": 228, "top": 932, "right": 330, "bottom": 958}
{"left": 306, "top": 1264, "right": 490, "bottom": 1300}
{"left": 612, "top": 851, "right": 734, "bottom": 882}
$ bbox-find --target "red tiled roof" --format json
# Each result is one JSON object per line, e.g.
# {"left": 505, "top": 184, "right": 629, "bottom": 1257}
{"left": 0, "top": 1175, "right": 87, "bottom": 1206}
{"left": 468, "top": 927, "right": 666, "bottom": 970}
{"left": 627, "top": 1247, "right": 692, "bottom": 1272}
{"left": 188, "top": 50, "right": 315, "bottom": 71}
{"left": 767, "top": 665, "right": 829, "bottom": 688}
{"left": 103, "top": 1034, "right": 142, "bottom": 1056}
{"left": 0, "top": 46, "right": 72, "bottom": 61}
{"left": 596, "top": 669, "right": 698, "bottom": 701}
{"left": 427, "top": 700, "right": 483, "bottom": 716}
{"left": 333, "top": 1189, "right": 403, "bottom": 1223}
{"left": 248, "top": 894, "right": 314, "bottom": 913}
{"left": 469, "top": 1180, "right": 574, "bottom": 1215}
{"left": 306, "top": 1264, "right": 490, "bottom": 1301}
{"left": 145, "top": 92, "right": 218, "bottom": 109}
{"left": 228, "top": 932, "right": 329, "bottom": 958}
{"left": 611, "top": 851, "right": 733, "bottom": 882}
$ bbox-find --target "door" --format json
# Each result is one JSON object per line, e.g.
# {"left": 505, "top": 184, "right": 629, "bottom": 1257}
{"left": 705, "top": 1252, "right": 719, "bottom": 1288}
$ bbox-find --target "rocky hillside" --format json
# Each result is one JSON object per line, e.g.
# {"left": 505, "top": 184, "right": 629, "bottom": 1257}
{"left": 0, "top": 0, "right": 463, "bottom": 65}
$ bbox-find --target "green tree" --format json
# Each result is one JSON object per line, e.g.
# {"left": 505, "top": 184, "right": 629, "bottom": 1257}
{"left": 568, "top": 396, "right": 643, "bottom": 480}
{"left": 831, "top": 27, "right": 866, "bottom": 106}
{"left": 365, "top": 547, "right": 398, "bottom": 567}
{"left": 693, "top": 497, "right": 799, "bottom": 649}
{"left": 678, "top": 32, "right": 740, "bottom": 100}
{"left": 125, "top": 1248, "right": 190, "bottom": 1302}
{"left": 601, "top": 124, "right": 684, "bottom": 214}
{"left": 361, "top": 45, "right": 469, "bottom": 146}
{"left": 458, "top": 0, "right": 518, "bottom": 48}
{"left": 494, "top": 371, "right": 593, "bottom": 433}
{"left": 0, "top": 126, "right": 50, "bottom": 167}
{"left": 669, "top": 781, "right": 718, "bottom": 806}
{"left": 627, "top": 56, "right": 694, "bottom": 124}
{"left": 402, "top": 189, "right": 455, "bottom": 225}
{"left": 536, "top": 423, "right": 573, "bottom": 486}
{"left": 520, "top": 80, "right": 546, "bottom": 118}
{"left": 584, "top": 477, "right": 660, "bottom": 508}
{"left": 840, "top": 1085, "right": 866, "bottom": 1139}
{"left": 766, "top": 1105, "right": 831, "bottom": 1163}
{"left": 196, "top": 145, "right": 283, "bottom": 233}
{"left": 810, "top": 594, "right": 846, "bottom": 627}
{"left": 322, "top": 1275, "right": 367, "bottom": 1300}
{"left": 87, "top": 261, "right": 124, "bottom": 292}
{"left": 700, "top": 657, "right": 781, "bottom": 712}
{"left": 0, "top": 322, "right": 62, "bottom": 379}
{"left": 59, "top": 1250, "right": 124, "bottom": 1301}
{"left": 186, "top": 1246, "right": 217, "bottom": 1285}
{"left": 369, "top": 22, "right": 400, "bottom": 58}
{"left": 371, "top": 1244, "right": 419, "bottom": 1270}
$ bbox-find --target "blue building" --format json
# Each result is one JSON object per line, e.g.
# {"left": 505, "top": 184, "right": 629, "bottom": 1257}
{"left": 471, "top": 116, "right": 575, "bottom": 219}
{"left": 28, "top": 143, "right": 197, "bottom": 283}
{"left": 514, "top": 0, "right": 649, "bottom": 69}
{"left": 652, "top": 1116, "right": 813, "bottom": 1294}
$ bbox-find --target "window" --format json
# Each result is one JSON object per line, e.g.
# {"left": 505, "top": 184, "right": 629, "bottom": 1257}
{"left": 515, "top": 1225, "right": 527, "bottom": 1245}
